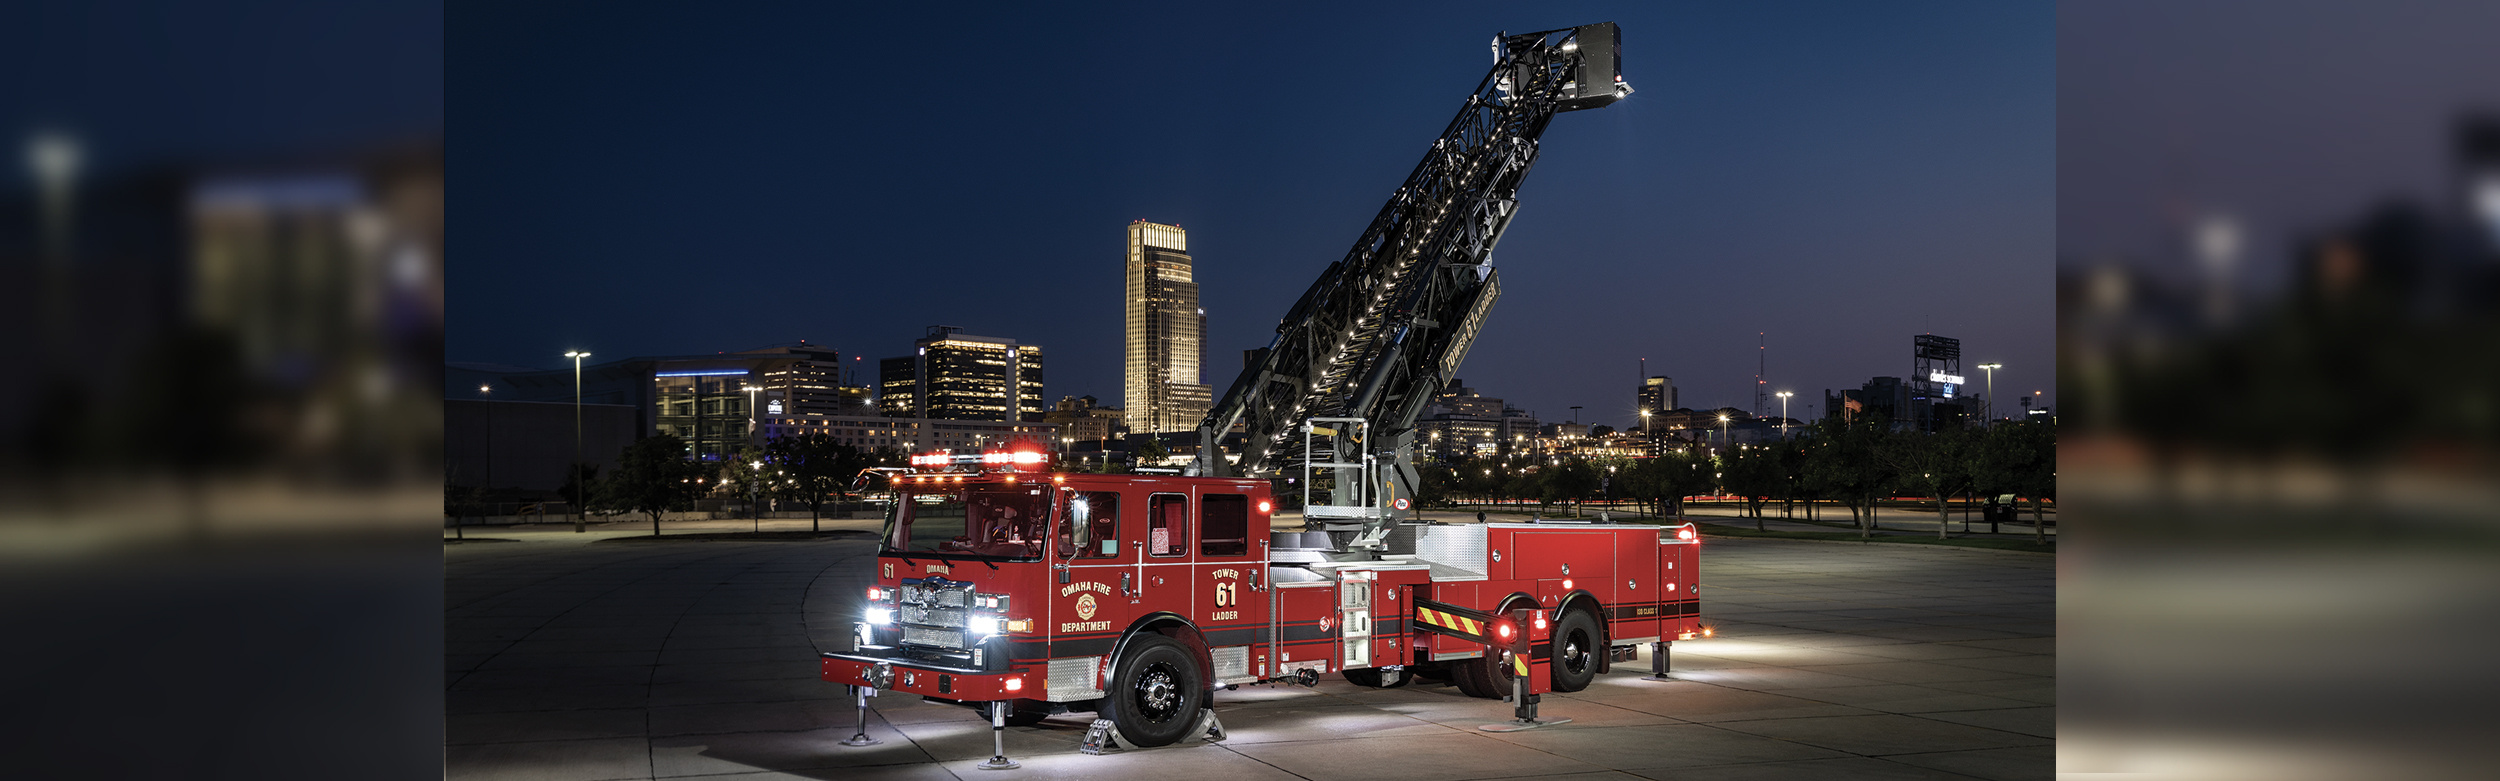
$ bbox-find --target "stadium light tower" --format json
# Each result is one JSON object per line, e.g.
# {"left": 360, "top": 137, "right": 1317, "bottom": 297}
{"left": 1977, "top": 363, "right": 2004, "bottom": 426}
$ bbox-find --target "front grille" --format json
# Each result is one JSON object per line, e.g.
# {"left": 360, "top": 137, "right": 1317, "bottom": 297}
{"left": 899, "top": 579, "right": 975, "bottom": 650}
{"left": 903, "top": 626, "right": 966, "bottom": 648}
{"left": 902, "top": 584, "right": 969, "bottom": 608}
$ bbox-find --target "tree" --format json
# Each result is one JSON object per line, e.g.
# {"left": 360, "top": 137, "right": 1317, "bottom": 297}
{"left": 1888, "top": 429, "right": 1974, "bottom": 539}
{"left": 1133, "top": 436, "right": 1169, "bottom": 469}
{"left": 608, "top": 434, "right": 709, "bottom": 535}
{"left": 767, "top": 434, "right": 867, "bottom": 534}
{"left": 1973, "top": 422, "right": 2056, "bottom": 543}
{"left": 1720, "top": 444, "right": 1784, "bottom": 527}
{"left": 1509, "top": 467, "right": 1549, "bottom": 516}
{"left": 1801, "top": 416, "right": 1895, "bottom": 538}
{"left": 1541, "top": 458, "right": 1602, "bottom": 518}
{"left": 1414, "top": 461, "right": 1456, "bottom": 510}
{"left": 1653, "top": 450, "right": 1717, "bottom": 521}
{"left": 1770, "top": 438, "right": 1808, "bottom": 526}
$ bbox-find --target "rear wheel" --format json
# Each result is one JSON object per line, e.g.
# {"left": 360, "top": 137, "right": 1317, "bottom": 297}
{"left": 1104, "top": 634, "right": 1203, "bottom": 747}
{"left": 1455, "top": 646, "right": 1514, "bottom": 699}
{"left": 1550, "top": 608, "right": 1601, "bottom": 692}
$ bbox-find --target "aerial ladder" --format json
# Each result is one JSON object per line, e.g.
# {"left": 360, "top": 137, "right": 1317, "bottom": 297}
{"left": 1191, "top": 22, "right": 1631, "bottom": 552}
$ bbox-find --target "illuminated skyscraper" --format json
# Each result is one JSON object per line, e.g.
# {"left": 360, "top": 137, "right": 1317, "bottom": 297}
{"left": 880, "top": 326, "right": 1044, "bottom": 422}
{"left": 1125, "top": 221, "right": 1212, "bottom": 433}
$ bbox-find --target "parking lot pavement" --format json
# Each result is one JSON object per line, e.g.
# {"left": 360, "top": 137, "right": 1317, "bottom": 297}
{"left": 447, "top": 527, "right": 2051, "bottom": 780}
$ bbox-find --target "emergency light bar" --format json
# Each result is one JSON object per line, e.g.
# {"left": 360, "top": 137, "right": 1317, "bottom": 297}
{"left": 907, "top": 450, "right": 1049, "bottom": 471}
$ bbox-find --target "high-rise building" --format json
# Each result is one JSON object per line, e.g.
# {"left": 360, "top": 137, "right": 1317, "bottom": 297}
{"left": 880, "top": 326, "right": 1044, "bottom": 422}
{"left": 739, "top": 342, "right": 849, "bottom": 417}
{"left": 1636, "top": 376, "right": 1678, "bottom": 418}
{"left": 1124, "top": 221, "right": 1212, "bottom": 433}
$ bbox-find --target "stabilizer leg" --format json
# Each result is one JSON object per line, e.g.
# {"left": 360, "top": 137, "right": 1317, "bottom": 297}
{"left": 975, "top": 700, "right": 1019, "bottom": 770}
{"left": 838, "top": 685, "right": 881, "bottom": 747}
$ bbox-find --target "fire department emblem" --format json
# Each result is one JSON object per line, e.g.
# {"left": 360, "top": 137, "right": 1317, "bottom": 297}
{"left": 1075, "top": 593, "right": 1098, "bottom": 620}
{"left": 1319, "top": 616, "right": 1332, "bottom": 631}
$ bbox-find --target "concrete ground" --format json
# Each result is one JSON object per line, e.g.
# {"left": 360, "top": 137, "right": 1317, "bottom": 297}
{"left": 447, "top": 517, "right": 2051, "bottom": 780}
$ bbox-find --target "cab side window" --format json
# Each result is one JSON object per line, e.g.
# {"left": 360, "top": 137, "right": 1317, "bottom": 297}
{"left": 1200, "top": 494, "right": 1248, "bottom": 557}
{"left": 1060, "top": 491, "right": 1120, "bottom": 559}
{"left": 1148, "top": 493, "right": 1188, "bottom": 557}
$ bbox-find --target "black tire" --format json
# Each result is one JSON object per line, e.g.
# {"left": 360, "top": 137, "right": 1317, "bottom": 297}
{"left": 1342, "top": 667, "right": 1411, "bottom": 689}
{"left": 1105, "top": 634, "right": 1204, "bottom": 747}
{"left": 1550, "top": 608, "right": 1601, "bottom": 693}
{"left": 1449, "top": 656, "right": 1489, "bottom": 698}
{"left": 1454, "top": 646, "right": 1515, "bottom": 699}
{"left": 1001, "top": 698, "right": 1052, "bottom": 727}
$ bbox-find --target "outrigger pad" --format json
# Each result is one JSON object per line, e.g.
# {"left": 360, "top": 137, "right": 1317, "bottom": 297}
{"left": 1479, "top": 717, "right": 1573, "bottom": 733}
{"left": 1079, "top": 718, "right": 1124, "bottom": 755}
{"left": 1194, "top": 708, "right": 1227, "bottom": 742}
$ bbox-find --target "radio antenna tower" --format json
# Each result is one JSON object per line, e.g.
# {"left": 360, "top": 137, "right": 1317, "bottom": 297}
{"left": 1754, "top": 332, "right": 1767, "bottom": 417}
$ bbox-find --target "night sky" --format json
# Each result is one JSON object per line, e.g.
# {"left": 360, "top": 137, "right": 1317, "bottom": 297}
{"left": 451, "top": 1, "right": 2054, "bottom": 428}
{"left": 2060, "top": 0, "right": 2500, "bottom": 292}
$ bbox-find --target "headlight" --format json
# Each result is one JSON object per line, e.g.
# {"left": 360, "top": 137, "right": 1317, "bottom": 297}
{"left": 865, "top": 607, "right": 894, "bottom": 625}
{"left": 966, "top": 616, "right": 1002, "bottom": 637}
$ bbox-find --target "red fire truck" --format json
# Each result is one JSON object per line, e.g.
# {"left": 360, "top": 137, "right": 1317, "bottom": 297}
{"left": 818, "top": 448, "right": 1703, "bottom": 751}
{"left": 821, "top": 21, "right": 1686, "bottom": 763}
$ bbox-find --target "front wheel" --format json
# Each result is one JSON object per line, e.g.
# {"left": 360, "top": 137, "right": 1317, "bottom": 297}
{"left": 1105, "top": 634, "right": 1204, "bottom": 747}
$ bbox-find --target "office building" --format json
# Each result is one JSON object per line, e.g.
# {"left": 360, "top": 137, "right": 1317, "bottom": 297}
{"left": 1044, "top": 395, "right": 1127, "bottom": 446}
{"left": 880, "top": 326, "right": 1045, "bottom": 422}
{"left": 1636, "top": 376, "right": 1677, "bottom": 418}
{"left": 1124, "top": 220, "right": 1212, "bottom": 433}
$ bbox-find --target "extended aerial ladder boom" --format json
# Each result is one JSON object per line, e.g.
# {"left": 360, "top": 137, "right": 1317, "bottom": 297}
{"left": 1191, "top": 23, "right": 1630, "bottom": 546}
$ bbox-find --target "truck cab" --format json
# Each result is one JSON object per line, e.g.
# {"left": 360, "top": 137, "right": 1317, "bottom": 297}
{"left": 822, "top": 451, "right": 1275, "bottom": 746}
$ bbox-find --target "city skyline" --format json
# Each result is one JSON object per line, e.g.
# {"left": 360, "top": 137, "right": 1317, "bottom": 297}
{"left": 447, "top": 3, "right": 2055, "bottom": 428}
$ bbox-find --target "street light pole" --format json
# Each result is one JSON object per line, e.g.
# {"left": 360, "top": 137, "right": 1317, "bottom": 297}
{"left": 1639, "top": 409, "right": 1652, "bottom": 456}
{"left": 1775, "top": 391, "right": 1792, "bottom": 440}
{"left": 565, "top": 351, "right": 590, "bottom": 532}
{"left": 1977, "top": 363, "right": 2003, "bottom": 427}
{"left": 743, "top": 384, "right": 763, "bottom": 450}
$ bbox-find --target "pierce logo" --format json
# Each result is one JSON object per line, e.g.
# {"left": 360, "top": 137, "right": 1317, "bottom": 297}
{"left": 1075, "top": 593, "right": 1098, "bottom": 620}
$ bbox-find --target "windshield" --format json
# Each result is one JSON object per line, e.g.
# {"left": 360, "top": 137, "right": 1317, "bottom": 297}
{"left": 885, "top": 485, "right": 1052, "bottom": 558}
